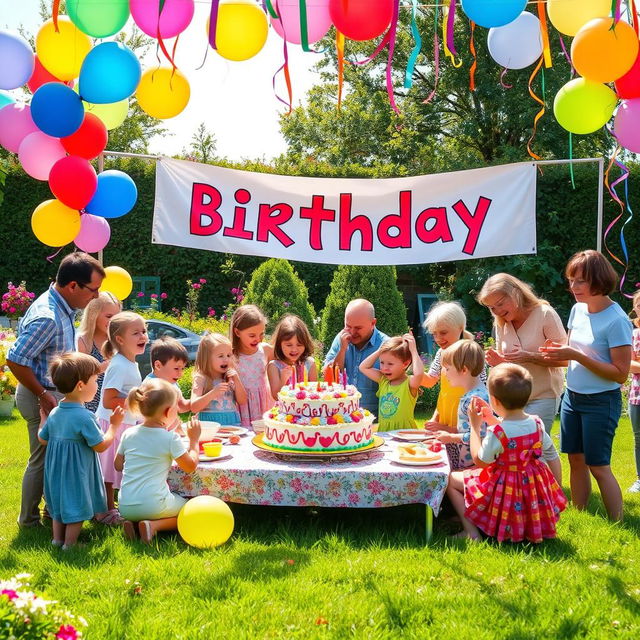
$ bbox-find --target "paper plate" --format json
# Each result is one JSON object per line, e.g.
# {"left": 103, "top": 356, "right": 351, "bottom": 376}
{"left": 387, "top": 429, "right": 433, "bottom": 442}
{"left": 389, "top": 453, "right": 444, "bottom": 467}
{"left": 215, "top": 426, "right": 249, "bottom": 438}
{"left": 199, "top": 452, "right": 232, "bottom": 462}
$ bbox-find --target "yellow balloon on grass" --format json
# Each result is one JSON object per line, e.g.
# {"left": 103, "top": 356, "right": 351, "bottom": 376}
{"left": 548, "top": 0, "right": 611, "bottom": 37}
{"left": 136, "top": 67, "right": 190, "bottom": 119}
{"left": 35, "top": 17, "right": 92, "bottom": 82}
{"left": 210, "top": 0, "right": 268, "bottom": 62}
{"left": 177, "top": 496, "right": 234, "bottom": 549}
{"left": 553, "top": 78, "right": 617, "bottom": 135}
{"left": 571, "top": 18, "right": 639, "bottom": 83}
{"left": 100, "top": 266, "right": 133, "bottom": 300}
{"left": 31, "top": 199, "right": 82, "bottom": 247}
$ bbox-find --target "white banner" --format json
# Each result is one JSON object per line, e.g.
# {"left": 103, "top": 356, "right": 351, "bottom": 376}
{"left": 152, "top": 158, "right": 537, "bottom": 265}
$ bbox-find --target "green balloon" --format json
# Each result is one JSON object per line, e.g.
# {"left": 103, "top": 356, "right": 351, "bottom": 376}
{"left": 68, "top": 0, "right": 130, "bottom": 38}
{"left": 553, "top": 78, "right": 618, "bottom": 135}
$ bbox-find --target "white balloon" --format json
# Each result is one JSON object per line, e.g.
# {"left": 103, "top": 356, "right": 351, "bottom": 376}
{"left": 488, "top": 12, "right": 543, "bottom": 70}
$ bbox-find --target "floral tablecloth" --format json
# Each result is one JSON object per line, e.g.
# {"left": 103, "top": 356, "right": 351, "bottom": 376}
{"left": 167, "top": 433, "right": 450, "bottom": 515}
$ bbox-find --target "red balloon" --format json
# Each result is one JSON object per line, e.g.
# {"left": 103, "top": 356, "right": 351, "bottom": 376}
{"left": 48, "top": 156, "right": 98, "bottom": 210}
{"left": 27, "top": 56, "right": 74, "bottom": 93}
{"left": 615, "top": 51, "right": 640, "bottom": 99}
{"left": 329, "top": 0, "right": 393, "bottom": 41}
{"left": 61, "top": 113, "right": 108, "bottom": 160}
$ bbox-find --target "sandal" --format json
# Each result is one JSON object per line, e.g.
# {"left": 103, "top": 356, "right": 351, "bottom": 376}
{"left": 138, "top": 520, "right": 154, "bottom": 544}
{"left": 94, "top": 509, "right": 124, "bottom": 526}
{"left": 123, "top": 521, "right": 137, "bottom": 541}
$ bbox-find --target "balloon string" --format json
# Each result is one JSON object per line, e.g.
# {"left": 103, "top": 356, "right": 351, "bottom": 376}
{"left": 386, "top": 0, "right": 401, "bottom": 114}
{"left": 404, "top": 0, "right": 422, "bottom": 89}
{"left": 443, "top": 2, "right": 462, "bottom": 67}
{"left": 469, "top": 20, "right": 476, "bottom": 91}
{"left": 631, "top": 0, "right": 639, "bottom": 34}
{"left": 446, "top": 0, "right": 458, "bottom": 57}
{"left": 423, "top": 2, "right": 441, "bottom": 103}
{"left": 299, "top": 0, "right": 326, "bottom": 53}
{"left": 500, "top": 67, "right": 512, "bottom": 89}
{"left": 617, "top": 158, "right": 633, "bottom": 297}
{"left": 336, "top": 31, "right": 345, "bottom": 110}
{"left": 272, "top": 14, "right": 293, "bottom": 114}
{"left": 350, "top": 32, "right": 391, "bottom": 66}
{"left": 536, "top": 1, "right": 552, "bottom": 68}
{"left": 526, "top": 56, "right": 545, "bottom": 161}
{"left": 613, "top": 0, "right": 622, "bottom": 24}
{"left": 558, "top": 35, "right": 575, "bottom": 77}
{"left": 208, "top": 0, "right": 221, "bottom": 49}
{"left": 52, "top": 0, "right": 61, "bottom": 32}
{"left": 155, "top": 0, "right": 178, "bottom": 71}
{"left": 46, "top": 246, "right": 65, "bottom": 263}
{"left": 264, "top": 0, "right": 279, "bottom": 19}
{"left": 568, "top": 132, "right": 575, "bottom": 189}
{"left": 603, "top": 144, "right": 626, "bottom": 269}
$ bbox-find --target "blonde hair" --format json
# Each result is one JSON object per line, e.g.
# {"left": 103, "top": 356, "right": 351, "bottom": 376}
{"left": 195, "top": 333, "right": 233, "bottom": 380}
{"left": 50, "top": 352, "right": 101, "bottom": 394}
{"left": 102, "top": 311, "right": 145, "bottom": 359}
{"left": 230, "top": 304, "right": 268, "bottom": 355}
{"left": 423, "top": 301, "right": 473, "bottom": 340}
{"left": 441, "top": 339, "right": 485, "bottom": 377}
{"left": 478, "top": 274, "right": 546, "bottom": 327}
{"left": 378, "top": 336, "right": 412, "bottom": 365}
{"left": 631, "top": 290, "right": 640, "bottom": 328}
{"left": 488, "top": 363, "right": 532, "bottom": 410}
{"left": 78, "top": 291, "right": 121, "bottom": 350}
{"left": 127, "top": 378, "right": 178, "bottom": 418}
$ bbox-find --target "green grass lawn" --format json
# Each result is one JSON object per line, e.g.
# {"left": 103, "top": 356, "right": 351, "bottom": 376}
{"left": 2, "top": 410, "right": 640, "bottom": 639}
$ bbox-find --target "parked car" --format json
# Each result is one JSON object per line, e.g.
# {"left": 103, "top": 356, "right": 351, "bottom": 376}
{"left": 136, "top": 320, "right": 203, "bottom": 377}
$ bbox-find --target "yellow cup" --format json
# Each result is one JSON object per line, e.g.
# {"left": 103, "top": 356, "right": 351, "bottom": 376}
{"left": 202, "top": 440, "right": 223, "bottom": 457}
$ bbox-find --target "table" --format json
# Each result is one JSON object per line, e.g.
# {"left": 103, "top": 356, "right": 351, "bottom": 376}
{"left": 167, "top": 433, "right": 450, "bottom": 543}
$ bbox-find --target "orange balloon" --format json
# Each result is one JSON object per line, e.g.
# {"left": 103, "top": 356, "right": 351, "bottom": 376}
{"left": 571, "top": 18, "right": 639, "bottom": 83}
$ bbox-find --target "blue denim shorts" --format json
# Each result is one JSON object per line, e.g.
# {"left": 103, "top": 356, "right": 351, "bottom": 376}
{"left": 560, "top": 389, "right": 621, "bottom": 466}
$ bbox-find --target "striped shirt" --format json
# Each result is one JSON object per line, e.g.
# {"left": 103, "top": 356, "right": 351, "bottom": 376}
{"left": 7, "top": 285, "right": 77, "bottom": 388}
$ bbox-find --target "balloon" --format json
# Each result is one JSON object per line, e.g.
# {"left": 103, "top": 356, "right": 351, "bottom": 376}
{"left": 329, "top": 0, "right": 392, "bottom": 41}
{"left": 31, "top": 199, "right": 82, "bottom": 247}
{"left": 571, "top": 18, "right": 638, "bottom": 83}
{"left": 548, "top": 0, "right": 611, "bottom": 37}
{"left": 49, "top": 156, "right": 98, "bottom": 209}
{"left": 31, "top": 83, "right": 84, "bottom": 137}
{"left": 76, "top": 84, "right": 129, "bottom": 131}
{"left": 27, "top": 56, "right": 75, "bottom": 93}
{"left": 68, "top": 0, "right": 130, "bottom": 38}
{"left": 99, "top": 266, "right": 133, "bottom": 300}
{"left": 79, "top": 42, "right": 141, "bottom": 104}
{"left": 86, "top": 170, "right": 138, "bottom": 219}
{"left": 488, "top": 12, "right": 542, "bottom": 70}
{"left": 461, "top": 0, "right": 527, "bottom": 28}
{"left": 18, "top": 132, "right": 66, "bottom": 181}
{"left": 0, "top": 91, "right": 15, "bottom": 109}
{"left": 553, "top": 78, "right": 617, "bottom": 134}
{"left": 0, "top": 103, "right": 38, "bottom": 153}
{"left": 614, "top": 99, "right": 640, "bottom": 153}
{"left": 130, "top": 0, "right": 195, "bottom": 38}
{"left": 215, "top": 0, "right": 269, "bottom": 61}
{"left": 61, "top": 112, "right": 108, "bottom": 159}
{"left": 271, "top": 0, "right": 332, "bottom": 45}
{"left": 74, "top": 214, "right": 111, "bottom": 253}
{"left": 136, "top": 67, "right": 190, "bottom": 119}
{"left": 0, "top": 30, "right": 35, "bottom": 90}
{"left": 615, "top": 51, "right": 640, "bottom": 99}
{"left": 177, "top": 496, "right": 234, "bottom": 549}
{"left": 35, "top": 17, "right": 91, "bottom": 82}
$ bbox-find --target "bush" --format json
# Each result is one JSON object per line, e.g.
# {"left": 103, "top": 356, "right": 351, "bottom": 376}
{"left": 320, "top": 266, "right": 408, "bottom": 352}
{"left": 137, "top": 309, "right": 230, "bottom": 337}
{"left": 244, "top": 259, "right": 317, "bottom": 336}
{"left": 178, "top": 365, "right": 194, "bottom": 400}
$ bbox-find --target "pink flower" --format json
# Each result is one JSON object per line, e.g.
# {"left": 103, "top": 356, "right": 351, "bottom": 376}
{"left": 208, "top": 308, "right": 216, "bottom": 317}
{"left": 236, "top": 294, "right": 244, "bottom": 302}
{"left": 367, "top": 479, "right": 384, "bottom": 495}
{"left": 192, "top": 283, "right": 201, "bottom": 290}
{"left": 1, "top": 588, "right": 18, "bottom": 600}
{"left": 199, "top": 278, "right": 207, "bottom": 284}
{"left": 290, "top": 477, "right": 303, "bottom": 493}
{"left": 2, "top": 293, "right": 8, "bottom": 300}
{"left": 160, "top": 292, "right": 167, "bottom": 299}
{"left": 348, "top": 493, "right": 360, "bottom": 505}
{"left": 231, "top": 287, "right": 238, "bottom": 294}
{"left": 137, "top": 292, "right": 144, "bottom": 298}
{"left": 56, "top": 624, "right": 78, "bottom": 640}
{"left": 150, "top": 293, "right": 158, "bottom": 299}
{"left": 9, "top": 307, "right": 15, "bottom": 314}
{"left": 272, "top": 490, "right": 283, "bottom": 502}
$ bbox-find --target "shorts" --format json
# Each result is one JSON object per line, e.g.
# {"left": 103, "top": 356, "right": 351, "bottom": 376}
{"left": 560, "top": 389, "right": 621, "bottom": 466}
{"left": 119, "top": 492, "right": 187, "bottom": 521}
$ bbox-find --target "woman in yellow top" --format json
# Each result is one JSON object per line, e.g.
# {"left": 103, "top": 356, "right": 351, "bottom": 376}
{"left": 359, "top": 333, "right": 424, "bottom": 431}
{"left": 421, "top": 301, "right": 486, "bottom": 430}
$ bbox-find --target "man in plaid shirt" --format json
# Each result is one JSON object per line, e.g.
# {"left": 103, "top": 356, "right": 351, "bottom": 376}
{"left": 7, "top": 253, "right": 105, "bottom": 527}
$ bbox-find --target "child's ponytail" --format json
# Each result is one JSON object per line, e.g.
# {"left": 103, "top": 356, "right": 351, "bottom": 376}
{"left": 127, "top": 379, "right": 178, "bottom": 418}
{"left": 101, "top": 311, "right": 143, "bottom": 359}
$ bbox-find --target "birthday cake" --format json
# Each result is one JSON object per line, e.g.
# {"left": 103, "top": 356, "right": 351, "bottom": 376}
{"left": 262, "top": 381, "right": 376, "bottom": 452}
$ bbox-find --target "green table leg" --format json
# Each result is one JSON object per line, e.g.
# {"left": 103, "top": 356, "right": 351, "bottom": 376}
{"left": 425, "top": 505, "right": 433, "bottom": 545}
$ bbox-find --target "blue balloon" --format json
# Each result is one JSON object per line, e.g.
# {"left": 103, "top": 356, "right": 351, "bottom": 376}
{"left": 0, "top": 91, "right": 15, "bottom": 110}
{"left": 79, "top": 42, "right": 141, "bottom": 104}
{"left": 0, "top": 30, "right": 35, "bottom": 90}
{"left": 31, "top": 82, "right": 84, "bottom": 137}
{"left": 461, "top": 0, "right": 527, "bottom": 28}
{"left": 86, "top": 170, "right": 137, "bottom": 218}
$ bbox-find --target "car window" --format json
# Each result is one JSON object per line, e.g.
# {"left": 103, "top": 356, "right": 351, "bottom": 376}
{"left": 158, "top": 327, "right": 186, "bottom": 339}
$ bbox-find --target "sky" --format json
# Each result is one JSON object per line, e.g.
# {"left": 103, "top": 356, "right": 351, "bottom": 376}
{"left": 2, "top": 1, "right": 320, "bottom": 161}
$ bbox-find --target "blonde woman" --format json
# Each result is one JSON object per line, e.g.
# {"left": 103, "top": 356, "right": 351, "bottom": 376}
{"left": 77, "top": 291, "right": 121, "bottom": 412}
{"left": 478, "top": 273, "right": 567, "bottom": 433}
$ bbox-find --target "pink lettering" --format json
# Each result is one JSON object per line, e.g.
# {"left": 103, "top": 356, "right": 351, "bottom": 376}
{"left": 256, "top": 203, "right": 294, "bottom": 247}
{"left": 223, "top": 188, "right": 254, "bottom": 240}
{"left": 189, "top": 183, "right": 223, "bottom": 236}
{"left": 452, "top": 197, "right": 492, "bottom": 255}
{"left": 376, "top": 190, "right": 412, "bottom": 249}
{"left": 338, "top": 193, "right": 373, "bottom": 251}
{"left": 300, "top": 195, "right": 336, "bottom": 250}
{"left": 414, "top": 207, "right": 453, "bottom": 244}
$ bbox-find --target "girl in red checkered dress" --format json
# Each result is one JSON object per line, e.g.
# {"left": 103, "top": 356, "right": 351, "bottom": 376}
{"left": 446, "top": 363, "right": 567, "bottom": 542}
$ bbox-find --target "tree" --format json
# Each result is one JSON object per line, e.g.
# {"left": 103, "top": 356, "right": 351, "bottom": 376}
{"left": 186, "top": 122, "right": 217, "bottom": 163}
{"left": 320, "top": 266, "right": 408, "bottom": 352}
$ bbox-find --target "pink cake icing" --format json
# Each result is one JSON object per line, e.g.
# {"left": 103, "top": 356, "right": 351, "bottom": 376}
{"left": 262, "top": 381, "right": 376, "bottom": 452}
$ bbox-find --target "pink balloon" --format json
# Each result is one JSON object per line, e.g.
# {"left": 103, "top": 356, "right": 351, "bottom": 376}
{"left": 75, "top": 213, "right": 111, "bottom": 252}
{"left": 0, "top": 102, "right": 39, "bottom": 153}
{"left": 130, "top": 0, "right": 194, "bottom": 38}
{"left": 614, "top": 99, "right": 640, "bottom": 154}
{"left": 18, "top": 131, "right": 66, "bottom": 181}
{"left": 271, "top": 0, "right": 332, "bottom": 44}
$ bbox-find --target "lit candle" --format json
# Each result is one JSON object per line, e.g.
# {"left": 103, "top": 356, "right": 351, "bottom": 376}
{"left": 303, "top": 364, "right": 308, "bottom": 384}
{"left": 325, "top": 365, "right": 333, "bottom": 385}
{"left": 291, "top": 365, "right": 296, "bottom": 389}
{"left": 334, "top": 365, "right": 339, "bottom": 386}
{"left": 342, "top": 370, "right": 347, "bottom": 387}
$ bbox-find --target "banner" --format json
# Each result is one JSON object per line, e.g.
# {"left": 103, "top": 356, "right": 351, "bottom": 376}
{"left": 152, "top": 159, "right": 537, "bottom": 265}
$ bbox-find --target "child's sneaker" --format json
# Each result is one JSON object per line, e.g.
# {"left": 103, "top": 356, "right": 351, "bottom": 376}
{"left": 628, "top": 479, "right": 640, "bottom": 493}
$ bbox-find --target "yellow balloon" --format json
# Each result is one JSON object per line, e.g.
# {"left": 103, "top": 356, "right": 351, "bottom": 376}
{"left": 100, "top": 266, "right": 133, "bottom": 301}
{"left": 73, "top": 85, "right": 129, "bottom": 130}
{"left": 35, "top": 17, "right": 92, "bottom": 81}
{"left": 136, "top": 67, "right": 190, "bottom": 119}
{"left": 548, "top": 0, "right": 611, "bottom": 37}
{"left": 177, "top": 496, "right": 234, "bottom": 549}
{"left": 31, "top": 199, "right": 82, "bottom": 247}
{"left": 214, "top": 1, "right": 268, "bottom": 62}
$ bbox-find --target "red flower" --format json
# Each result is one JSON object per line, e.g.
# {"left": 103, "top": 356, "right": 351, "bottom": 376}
{"left": 56, "top": 625, "right": 78, "bottom": 640}
{"left": 199, "top": 278, "right": 207, "bottom": 284}
{"left": 160, "top": 292, "right": 168, "bottom": 299}
{"left": 137, "top": 292, "right": 144, "bottom": 298}
{"left": 1, "top": 589, "right": 18, "bottom": 600}
{"left": 150, "top": 293, "right": 158, "bottom": 299}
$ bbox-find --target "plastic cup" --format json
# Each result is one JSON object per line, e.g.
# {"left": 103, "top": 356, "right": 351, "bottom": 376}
{"left": 202, "top": 439, "right": 223, "bottom": 457}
